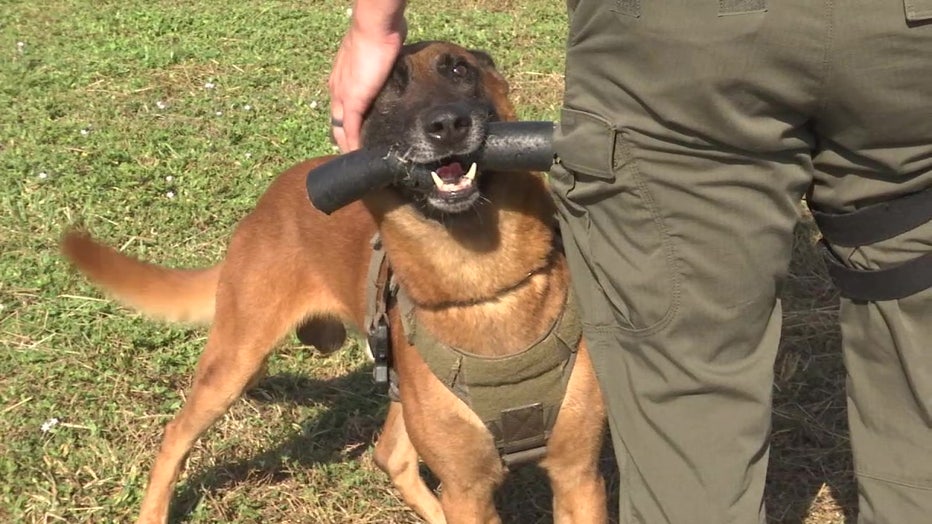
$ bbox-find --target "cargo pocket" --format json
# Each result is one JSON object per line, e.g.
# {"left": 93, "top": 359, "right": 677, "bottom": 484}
{"left": 905, "top": 0, "right": 932, "bottom": 22}
{"left": 552, "top": 107, "right": 680, "bottom": 335}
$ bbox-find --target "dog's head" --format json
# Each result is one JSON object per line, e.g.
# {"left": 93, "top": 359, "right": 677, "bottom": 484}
{"left": 360, "top": 41, "right": 516, "bottom": 215}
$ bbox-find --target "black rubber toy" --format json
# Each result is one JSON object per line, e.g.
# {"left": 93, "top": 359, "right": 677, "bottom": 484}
{"left": 305, "top": 121, "right": 555, "bottom": 214}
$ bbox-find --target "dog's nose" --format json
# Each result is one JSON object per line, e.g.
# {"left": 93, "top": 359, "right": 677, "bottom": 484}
{"left": 423, "top": 105, "right": 472, "bottom": 148}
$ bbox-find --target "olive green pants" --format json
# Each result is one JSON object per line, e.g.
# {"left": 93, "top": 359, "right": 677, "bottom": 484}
{"left": 550, "top": 1, "right": 932, "bottom": 522}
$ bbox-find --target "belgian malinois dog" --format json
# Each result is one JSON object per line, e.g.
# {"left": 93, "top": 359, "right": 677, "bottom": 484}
{"left": 62, "top": 41, "right": 607, "bottom": 524}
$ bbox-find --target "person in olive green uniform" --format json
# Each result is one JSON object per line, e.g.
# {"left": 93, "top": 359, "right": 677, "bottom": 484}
{"left": 329, "top": 1, "right": 932, "bottom": 522}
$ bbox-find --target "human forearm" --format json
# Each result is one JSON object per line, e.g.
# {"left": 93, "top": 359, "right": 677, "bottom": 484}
{"left": 328, "top": 0, "right": 408, "bottom": 151}
{"left": 350, "top": 0, "right": 407, "bottom": 37}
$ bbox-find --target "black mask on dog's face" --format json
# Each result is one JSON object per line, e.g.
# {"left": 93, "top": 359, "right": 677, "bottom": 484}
{"left": 360, "top": 42, "right": 506, "bottom": 216}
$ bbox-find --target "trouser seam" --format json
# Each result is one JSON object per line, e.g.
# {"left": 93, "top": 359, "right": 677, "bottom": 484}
{"left": 814, "top": 0, "right": 836, "bottom": 119}
{"left": 623, "top": 131, "right": 683, "bottom": 337}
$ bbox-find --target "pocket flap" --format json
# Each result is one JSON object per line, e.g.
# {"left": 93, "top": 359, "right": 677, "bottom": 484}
{"left": 554, "top": 107, "right": 616, "bottom": 179}
{"left": 905, "top": 0, "right": 932, "bottom": 21}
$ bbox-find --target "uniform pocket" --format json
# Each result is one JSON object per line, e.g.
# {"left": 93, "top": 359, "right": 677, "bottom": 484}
{"left": 552, "top": 108, "right": 680, "bottom": 335}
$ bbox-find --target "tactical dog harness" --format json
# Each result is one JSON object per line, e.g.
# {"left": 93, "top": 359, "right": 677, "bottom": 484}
{"left": 364, "top": 235, "right": 581, "bottom": 468}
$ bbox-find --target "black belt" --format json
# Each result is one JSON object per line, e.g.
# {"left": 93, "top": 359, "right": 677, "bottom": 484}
{"left": 820, "top": 248, "right": 932, "bottom": 302}
{"left": 811, "top": 187, "right": 932, "bottom": 302}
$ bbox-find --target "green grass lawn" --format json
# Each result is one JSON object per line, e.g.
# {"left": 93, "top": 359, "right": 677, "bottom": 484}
{"left": 1, "top": 1, "right": 852, "bottom": 522}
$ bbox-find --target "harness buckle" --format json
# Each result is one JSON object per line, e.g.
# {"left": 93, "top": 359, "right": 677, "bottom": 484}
{"left": 368, "top": 315, "right": 391, "bottom": 385}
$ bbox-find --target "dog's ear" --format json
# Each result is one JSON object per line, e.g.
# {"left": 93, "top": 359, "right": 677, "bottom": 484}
{"left": 469, "top": 49, "right": 496, "bottom": 70}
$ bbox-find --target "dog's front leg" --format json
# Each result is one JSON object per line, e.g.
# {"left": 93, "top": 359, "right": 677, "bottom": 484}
{"left": 540, "top": 345, "right": 607, "bottom": 524}
{"left": 375, "top": 401, "right": 446, "bottom": 523}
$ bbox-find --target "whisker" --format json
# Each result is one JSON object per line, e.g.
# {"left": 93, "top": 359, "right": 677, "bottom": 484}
{"left": 470, "top": 205, "right": 485, "bottom": 225}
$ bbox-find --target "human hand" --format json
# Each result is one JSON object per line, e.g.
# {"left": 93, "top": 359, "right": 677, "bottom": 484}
{"left": 328, "top": 4, "right": 407, "bottom": 152}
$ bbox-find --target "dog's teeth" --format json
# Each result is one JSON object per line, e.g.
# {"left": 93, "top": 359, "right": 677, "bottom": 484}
{"left": 431, "top": 171, "right": 444, "bottom": 189}
{"left": 464, "top": 162, "right": 478, "bottom": 181}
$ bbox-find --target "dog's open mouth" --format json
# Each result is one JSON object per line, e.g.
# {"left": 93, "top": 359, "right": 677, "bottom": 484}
{"left": 425, "top": 159, "right": 481, "bottom": 213}
{"left": 431, "top": 161, "right": 477, "bottom": 195}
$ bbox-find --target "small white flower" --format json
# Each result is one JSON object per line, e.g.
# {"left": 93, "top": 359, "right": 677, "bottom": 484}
{"left": 156, "top": 100, "right": 168, "bottom": 110}
{"left": 243, "top": 104, "right": 252, "bottom": 111}
{"left": 244, "top": 152, "right": 252, "bottom": 159}
{"left": 215, "top": 111, "right": 223, "bottom": 116}
{"left": 346, "top": 7, "right": 353, "bottom": 16}
{"left": 204, "top": 81, "right": 216, "bottom": 89}
{"left": 309, "top": 100, "right": 318, "bottom": 109}
{"left": 37, "top": 171, "right": 49, "bottom": 179}
{"left": 166, "top": 191, "right": 176, "bottom": 199}
{"left": 16, "top": 42, "right": 25, "bottom": 52}
{"left": 41, "top": 417, "right": 60, "bottom": 433}
{"left": 80, "top": 128, "right": 90, "bottom": 136}
{"left": 164, "top": 175, "right": 174, "bottom": 183}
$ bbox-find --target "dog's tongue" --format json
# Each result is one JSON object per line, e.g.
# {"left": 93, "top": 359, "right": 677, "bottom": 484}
{"left": 436, "top": 162, "right": 464, "bottom": 182}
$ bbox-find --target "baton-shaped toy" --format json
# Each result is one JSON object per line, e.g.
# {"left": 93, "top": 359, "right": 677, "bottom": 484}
{"left": 305, "top": 121, "right": 555, "bottom": 214}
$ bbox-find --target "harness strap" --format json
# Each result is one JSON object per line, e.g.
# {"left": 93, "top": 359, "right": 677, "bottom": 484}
{"left": 364, "top": 234, "right": 390, "bottom": 331}
{"left": 365, "top": 234, "right": 394, "bottom": 385}
{"left": 811, "top": 187, "right": 932, "bottom": 301}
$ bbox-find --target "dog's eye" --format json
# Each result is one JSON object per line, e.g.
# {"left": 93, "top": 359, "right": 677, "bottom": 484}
{"left": 436, "top": 54, "right": 474, "bottom": 82}
{"left": 451, "top": 62, "right": 469, "bottom": 78}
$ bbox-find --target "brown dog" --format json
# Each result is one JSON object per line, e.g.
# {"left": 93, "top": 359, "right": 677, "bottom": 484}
{"left": 61, "top": 41, "right": 606, "bottom": 524}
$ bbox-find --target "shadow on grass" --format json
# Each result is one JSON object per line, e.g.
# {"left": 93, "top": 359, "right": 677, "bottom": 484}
{"left": 168, "top": 369, "right": 387, "bottom": 522}
{"left": 167, "top": 368, "right": 615, "bottom": 523}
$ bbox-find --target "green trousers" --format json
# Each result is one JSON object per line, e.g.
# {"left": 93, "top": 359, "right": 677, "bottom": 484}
{"left": 550, "top": 1, "right": 932, "bottom": 522}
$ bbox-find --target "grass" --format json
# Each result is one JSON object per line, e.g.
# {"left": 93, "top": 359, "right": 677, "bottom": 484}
{"left": 0, "top": 1, "right": 851, "bottom": 522}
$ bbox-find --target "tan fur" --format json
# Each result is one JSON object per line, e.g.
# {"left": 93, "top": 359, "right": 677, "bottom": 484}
{"left": 61, "top": 231, "right": 221, "bottom": 324}
{"left": 61, "top": 42, "right": 606, "bottom": 524}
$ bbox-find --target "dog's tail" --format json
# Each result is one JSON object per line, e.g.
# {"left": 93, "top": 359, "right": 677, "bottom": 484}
{"left": 61, "top": 230, "right": 221, "bottom": 324}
